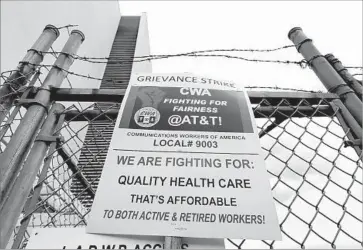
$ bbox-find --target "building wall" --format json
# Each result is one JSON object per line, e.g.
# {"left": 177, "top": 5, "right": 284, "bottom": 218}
{"left": 71, "top": 15, "right": 152, "bottom": 206}
{"left": 0, "top": 0, "right": 121, "bottom": 89}
{"left": 132, "top": 13, "right": 153, "bottom": 74}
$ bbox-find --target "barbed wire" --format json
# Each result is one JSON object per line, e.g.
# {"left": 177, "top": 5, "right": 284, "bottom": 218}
{"left": 2, "top": 62, "right": 326, "bottom": 94}
{"left": 25, "top": 48, "right": 307, "bottom": 68}
{"left": 134, "top": 53, "right": 308, "bottom": 67}
{"left": 55, "top": 24, "right": 78, "bottom": 30}
{"left": 55, "top": 24, "right": 78, "bottom": 36}
{"left": 16, "top": 48, "right": 363, "bottom": 72}
{"left": 0, "top": 62, "right": 326, "bottom": 94}
{"left": 27, "top": 44, "right": 296, "bottom": 61}
{"left": 244, "top": 86, "right": 323, "bottom": 93}
{"left": 1, "top": 44, "right": 361, "bottom": 90}
{"left": 345, "top": 66, "right": 363, "bottom": 70}
{"left": 0, "top": 70, "right": 40, "bottom": 96}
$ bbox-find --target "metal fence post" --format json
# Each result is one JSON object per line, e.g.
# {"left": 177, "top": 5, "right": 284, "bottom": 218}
{"left": 330, "top": 100, "right": 362, "bottom": 157}
{"left": 164, "top": 236, "right": 182, "bottom": 249}
{"left": 0, "top": 103, "right": 65, "bottom": 249}
{"left": 0, "top": 71, "right": 41, "bottom": 146}
{"left": 288, "top": 27, "right": 363, "bottom": 128}
{"left": 330, "top": 99, "right": 362, "bottom": 142}
{"left": 0, "top": 25, "right": 60, "bottom": 125}
{"left": 0, "top": 30, "right": 85, "bottom": 210}
{"left": 10, "top": 108, "right": 65, "bottom": 249}
{"left": 325, "top": 54, "right": 363, "bottom": 100}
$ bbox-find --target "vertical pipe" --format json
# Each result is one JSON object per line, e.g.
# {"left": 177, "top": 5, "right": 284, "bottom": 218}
{"left": 0, "top": 71, "right": 41, "bottom": 144}
{"left": 10, "top": 110, "right": 65, "bottom": 249}
{"left": 325, "top": 54, "right": 363, "bottom": 100}
{"left": 0, "top": 103, "right": 64, "bottom": 249}
{"left": 0, "top": 25, "right": 60, "bottom": 125}
{"left": 164, "top": 236, "right": 182, "bottom": 249}
{"left": 330, "top": 101, "right": 362, "bottom": 160}
{"left": 331, "top": 100, "right": 362, "bottom": 141}
{"left": 0, "top": 30, "right": 85, "bottom": 209}
{"left": 288, "top": 27, "right": 363, "bottom": 127}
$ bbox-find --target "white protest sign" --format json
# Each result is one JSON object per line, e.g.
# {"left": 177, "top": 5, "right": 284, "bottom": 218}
{"left": 25, "top": 228, "right": 224, "bottom": 249}
{"left": 87, "top": 73, "right": 281, "bottom": 240}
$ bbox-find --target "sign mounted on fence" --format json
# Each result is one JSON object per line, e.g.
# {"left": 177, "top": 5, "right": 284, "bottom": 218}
{"left": 87, "top": 73, "right": 281, "bottom": 240}
{"left": 26, "top": 228, "right": 224, "bottom": 249}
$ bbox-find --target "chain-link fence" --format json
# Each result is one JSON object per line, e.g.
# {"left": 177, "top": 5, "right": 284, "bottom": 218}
{"left": 1, "top": 89, "right": 361, "bottom": 249}
{"left": 1, "top": 23, "right": 362, "bottom": 249}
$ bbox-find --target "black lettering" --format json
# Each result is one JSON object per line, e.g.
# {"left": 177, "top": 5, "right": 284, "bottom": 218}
{"left": 245, "top": 179, "right": 251, "bottom": 189}
{"left": 117, "top": 155, "right": 135, "bottom": 165}
{"left": 181, "top": 243, "right": 189, "bottom": 249}
{"left": 251, "top": 215, "right": 257, "bottom": 224}
{"left": 103, "top": 245, "right": 116, "bottom": 249}
{"left": 242, "top": 159, "right": 251, "bottom": 169}
{"left": 180, "top": 213, "right": 186, "bottom": 221}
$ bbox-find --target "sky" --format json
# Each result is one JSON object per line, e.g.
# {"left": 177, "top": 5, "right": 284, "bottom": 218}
{"left": 118, "top": 1, "right": 362, "bottom": 91}
{"left": 1, "top": 1, "right": 362, "bottom": 249}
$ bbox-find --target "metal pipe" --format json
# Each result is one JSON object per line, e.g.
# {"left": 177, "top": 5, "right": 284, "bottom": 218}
{"left": 10, "top": 108, "right": 65, "bottom": 249}
{"left": 331, "top": 99, "right": 362, "bottom": 141}
{"left": 0, "top": 30, "right": 85, "bottom": 209}
{"left": 164, "top": 236, "right": 182, "bottom": 249}
{"left": 325, "top": 54, "right": 363, "bottom": 100}
{"left": 61, "top": 105, "right": 334, "bottom": 122}
{"left": 330, "top": 100, "right": 362, "bottom": 160}
{"left": 0, "top": 71, "right": 41, "bottom": 144}
{"left": 288, "top": 27, "right": 363, "bottom": 127}
{"left": 0, "top": 25, "right": 60, "bottom": 125}
{"left": 50, "top": 87, "right": 339, "bottom": 105}
{"left": 0, "top": 103, "right": 64, "bottom": 249}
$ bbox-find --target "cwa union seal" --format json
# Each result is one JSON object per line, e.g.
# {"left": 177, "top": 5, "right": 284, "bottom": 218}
{"left": 134, "top": 107, "right": 160, "bottom": 128}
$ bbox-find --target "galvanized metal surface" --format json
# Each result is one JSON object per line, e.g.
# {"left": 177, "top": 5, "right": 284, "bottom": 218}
{"left": 0, "top": 30, "right": 85, "bottom": 235}
{"left": 61, "top": 104, "right": 334, "bottom": 122}
{"left": 288, "top": 27, "right": 363, "bottom": 127}
{"left": 325, "top": 54, "right": 363, "bottom": 100}
{"left": 0, "top": 104, "right": 64, "bottom": 249}
{"left": 0, "top": 25, "right": 59, "bottom": 125}
{"left": 50, "top": 87, "right": 339, "bottom": 104}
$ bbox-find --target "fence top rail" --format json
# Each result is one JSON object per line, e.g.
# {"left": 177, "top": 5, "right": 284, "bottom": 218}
{"left": 43, "top": 87, "right": 339, "bottom": 105}
{"left": 61, "top": 105, "right": 334, "bottom": 122}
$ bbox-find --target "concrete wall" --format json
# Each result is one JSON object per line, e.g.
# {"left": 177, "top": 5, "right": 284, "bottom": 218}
{"left": 132, "top": 13, "right": 152, "bottom": 74}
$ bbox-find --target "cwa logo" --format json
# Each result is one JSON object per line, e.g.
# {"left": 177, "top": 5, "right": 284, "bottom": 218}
{"left": 134, "top": 107, "right": 160, "bottom": 128}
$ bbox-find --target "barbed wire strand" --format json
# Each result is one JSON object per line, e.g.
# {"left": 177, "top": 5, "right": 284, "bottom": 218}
{"left": 55, "top": 24, "right": 79, "bottom": 30}
{"left": 28, "top": 44, "right": 297, "bottom": 62}
{"left": 17, "top": 49, "right": 363, "bottom": 71}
